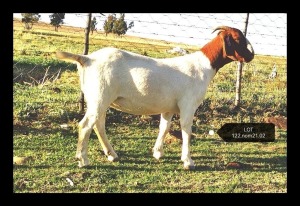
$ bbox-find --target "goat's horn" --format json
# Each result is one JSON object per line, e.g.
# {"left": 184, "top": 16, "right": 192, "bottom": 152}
{"left": 56, "top": 51, "right": 89, "bottom": 66}
{"left": 212, "top": 26, "right": 232, "bottom": 34}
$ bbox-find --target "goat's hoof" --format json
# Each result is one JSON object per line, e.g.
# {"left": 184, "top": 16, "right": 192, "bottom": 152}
{"left": 183, "top": 164, "right": 195, "bottom": 170}
{"left": 153, "top": 150, "right": 164, "bottom": 160}
{"left": 182, "top": 158, "right": 195, "bottom": 170}
{"left": 75, "top": 154, "right": 90, "bottom": 168}
{"left": 77, "top": 158, "right": 90, "bottom": 168}
{"left": 107, "top": 155, "right": 119, "bottom": 162}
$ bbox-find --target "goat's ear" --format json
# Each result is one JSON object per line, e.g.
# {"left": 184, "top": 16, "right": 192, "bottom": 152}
{"left": 223, "top": 35, "right": 236, "bottom": 58}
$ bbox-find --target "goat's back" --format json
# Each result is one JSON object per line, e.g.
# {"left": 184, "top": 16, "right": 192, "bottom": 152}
{"left": 82, "top": 47, "right": 215, "bottom": 115}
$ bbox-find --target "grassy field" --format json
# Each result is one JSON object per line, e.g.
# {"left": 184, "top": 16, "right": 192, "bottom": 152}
{"left": 13, "top": 19, "right": 287, "bottom": 193}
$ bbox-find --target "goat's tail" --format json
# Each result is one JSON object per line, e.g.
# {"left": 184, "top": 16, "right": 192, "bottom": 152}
{"left": 56, "top": 51, "right": 89, "bottom": 66}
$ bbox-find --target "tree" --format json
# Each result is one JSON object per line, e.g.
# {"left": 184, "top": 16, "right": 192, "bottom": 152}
{"left": 49, "top": 13, "right": 65, "bottom": 31}
{"left": 21, "top": 13, "right": 40, "bottom": 30}
{"left": 90, "top": 17, "right": 97, "bottom": 34}
{"left": 112, "top": 13, "right": 127, "bottom": 36}
{"left": 103, "top": 13, "right": 134, "bottom": 37}
{"left": 103, "top": 14, "right": 116, "bottom": 36}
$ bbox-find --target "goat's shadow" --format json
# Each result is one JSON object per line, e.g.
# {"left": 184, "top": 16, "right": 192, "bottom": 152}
{"left": 76, "top": 149, "right": 286, "bottom": 173}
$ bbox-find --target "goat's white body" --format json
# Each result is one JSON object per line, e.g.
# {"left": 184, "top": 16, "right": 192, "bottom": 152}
{"left": 72, "top": 47, "right": 216, "bottom": 169}
{"left": 81, "top": 48, "right": 215, "bottom": 116}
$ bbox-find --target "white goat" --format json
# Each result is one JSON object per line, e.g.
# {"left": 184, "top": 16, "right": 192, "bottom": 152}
{"left": 56, "top": 26, "right": 254, "bottom": 170}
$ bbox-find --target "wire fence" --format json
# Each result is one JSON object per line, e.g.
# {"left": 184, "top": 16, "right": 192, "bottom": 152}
{"left": 13, "top": 13, "right": 287, "bottom": 125}
{"left": 13, "top": 13, "right": 287, "bottom": 70}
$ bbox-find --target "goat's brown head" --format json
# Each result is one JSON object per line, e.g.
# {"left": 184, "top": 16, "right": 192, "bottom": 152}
{"left": 213, "top": 26, "right": 254, "bottom": 63}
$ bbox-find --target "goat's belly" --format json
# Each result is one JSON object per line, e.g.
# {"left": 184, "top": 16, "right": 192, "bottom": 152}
{"left": 110, "top": 97, "right": 179, "bottom": 115}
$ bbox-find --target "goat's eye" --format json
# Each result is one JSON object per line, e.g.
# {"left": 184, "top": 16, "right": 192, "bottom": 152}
{"left": 234, "top": 38, "right": 240, "bottom": 43}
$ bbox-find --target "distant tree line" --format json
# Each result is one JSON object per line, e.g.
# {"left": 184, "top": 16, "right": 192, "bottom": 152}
{"left": 21, "top": 13, "right": 65, "bottom": 31}
{"left": 103, "top": 13, "right": 134, "bottom": 36}
{"left": 20, "top": 13, "right": 134, "bottom": 36}
{"left": 21, "top": 13, "right": 41, "bottom": 30}
{"left": 49, "top": 13, "right": 65, "bottom": 31}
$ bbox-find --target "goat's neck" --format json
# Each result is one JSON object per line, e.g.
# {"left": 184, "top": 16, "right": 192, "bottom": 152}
{"left": 200, "top": 37, "right": 233, "bottom": 71}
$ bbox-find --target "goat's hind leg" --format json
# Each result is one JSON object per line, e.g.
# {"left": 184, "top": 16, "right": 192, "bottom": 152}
{"left": 153, "top": 112, "right": 173, "bottom": 160}
{"left": 93, "top": 113, "right": 119, "bottom": 162}
{"left": 76, "top": 113, "right": 97, "bottom": 167}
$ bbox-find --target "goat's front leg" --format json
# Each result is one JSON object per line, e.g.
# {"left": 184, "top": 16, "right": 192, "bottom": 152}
{"left": 93, "top": 113, "right": 118, "bottom": 162}
{"left": 179, "top": 110, "right": 195, "bottom": 170}
{"left": 76, "top": 113, "right": 97, "bottom": 167}
{"left": 153, "top": 112, "right": 174, "bottom": 160}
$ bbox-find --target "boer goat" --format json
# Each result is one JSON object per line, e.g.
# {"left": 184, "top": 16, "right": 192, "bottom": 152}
{"left": 56, "top": 26, "right": 254, "bottom": 170}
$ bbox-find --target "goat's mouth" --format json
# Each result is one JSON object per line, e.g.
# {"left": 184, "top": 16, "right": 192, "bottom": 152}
{"left": 244, "top": 52, "right": 255, "bottom": 63}
{"left": 237, "top": 43, "right": 254, "bottom": 63}
{"left": 246, "top": 50, "right": 255, "bottom": 62}
{"left": 236, "top": 50, "right": 254, "bottom": 63}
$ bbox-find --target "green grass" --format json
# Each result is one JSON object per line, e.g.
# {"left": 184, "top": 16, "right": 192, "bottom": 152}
{"left": 13, "top": 19, "right": 287, "bottom": 193}
{"left": 13, "top": 124, "right": 286, "bottom": 193}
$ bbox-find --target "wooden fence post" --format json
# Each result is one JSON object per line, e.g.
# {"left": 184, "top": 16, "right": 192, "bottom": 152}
{"left": 79, "top": 13, "right": 92, "bottom": 113}
{"left": 234, "top": 13, "right": 249, "bottom": 107}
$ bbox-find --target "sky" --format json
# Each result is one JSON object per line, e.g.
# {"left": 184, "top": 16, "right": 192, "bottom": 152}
{"left": 13, "top": 13, "right": 287, "bottom": 57}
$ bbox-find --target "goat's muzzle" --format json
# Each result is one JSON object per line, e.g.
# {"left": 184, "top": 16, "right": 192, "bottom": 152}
{"left": 243, "top": 39, "right": 255, "bottom": 63}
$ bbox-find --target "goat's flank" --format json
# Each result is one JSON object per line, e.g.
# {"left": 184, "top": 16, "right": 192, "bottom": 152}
{"left": 56, "top": 26, "right": 254, "bottom": 170}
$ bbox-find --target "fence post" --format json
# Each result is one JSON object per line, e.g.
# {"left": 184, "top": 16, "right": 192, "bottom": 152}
{"left": 234, "top": 13, "right": 249, "bottom": 107}
{"left": 79, "top": 13, "right": 92, "bottom": 113}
